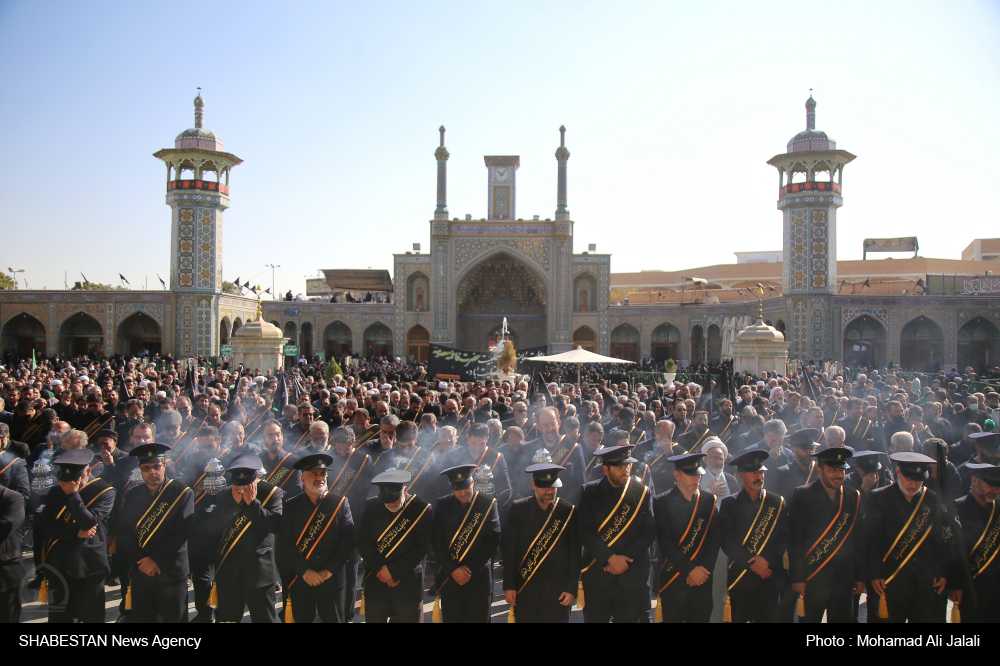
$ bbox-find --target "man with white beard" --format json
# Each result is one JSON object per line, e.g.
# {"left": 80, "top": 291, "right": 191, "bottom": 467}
{"left": 277, "top": 453, "right": 355, "bottom": 623}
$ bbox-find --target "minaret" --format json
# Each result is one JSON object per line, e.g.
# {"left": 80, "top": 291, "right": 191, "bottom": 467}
{"left": 434, "top": 126, "right": 449, "bottom": 220}
{"left": 154, "top": 91, "right": 242, "bottom": 356}
{"left": 555, "top": 125, "right": 570, "bottom": 220}
{"left": 768, "top": 94, "right": 855, "bottom": 362}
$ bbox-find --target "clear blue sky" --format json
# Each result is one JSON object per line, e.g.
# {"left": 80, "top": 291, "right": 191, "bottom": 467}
{"left": 2, "top": 1, "right": 998, "bottom": 294}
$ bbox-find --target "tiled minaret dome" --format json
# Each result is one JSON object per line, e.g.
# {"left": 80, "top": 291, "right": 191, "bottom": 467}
{"left": 174, "top": 92, "right": 223, "bottom": 150}
{"left": 786, "top": 94, "right": 835, "bottom": 153}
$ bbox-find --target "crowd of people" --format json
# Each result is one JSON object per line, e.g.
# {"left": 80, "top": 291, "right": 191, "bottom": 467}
{"left": 0, "top": 350, "right": 999, "bottom": 624}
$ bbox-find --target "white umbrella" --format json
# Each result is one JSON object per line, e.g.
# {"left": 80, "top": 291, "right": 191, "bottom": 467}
{"left": 523, "top": 346, "right": 635, "bottom": 387}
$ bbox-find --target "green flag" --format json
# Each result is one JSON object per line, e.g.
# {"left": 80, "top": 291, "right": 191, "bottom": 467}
{"left": 31, "top": 349, "right": 36, "bottom": 371}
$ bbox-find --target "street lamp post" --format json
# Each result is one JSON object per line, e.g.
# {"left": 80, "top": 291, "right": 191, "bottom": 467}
{"left": 7, "top": 268, "right": 24, "bottom": 290}
{"left": 265, "top": 264, "right": 280, "bottom": 300}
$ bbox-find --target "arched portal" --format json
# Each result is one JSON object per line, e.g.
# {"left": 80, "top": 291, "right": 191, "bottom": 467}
{"left": 1, "top": 313, "right": 46, "bottom": 359}
{"left": 573, "top": 326, "right": 596, "bottom": 352}
{"left": 116, "top": 312, "right": 162, "bottom": 356}
{"left": 651, "top": 323, "right": 680, "bottom": 363}
{"left": 842, "top": 315, "right": 886, "bottom": 368}
{"left": 407, "top": 325, "right": 430, "bottom": 363}
{"left": 233, "top": 317, "right": 244, "bottom": 334}
{"left": 900, "top": 316, "right": 944, "bottom": 372}
{"left": 691, "top": 325, "right": 705, "bottom": 364}
{"left": 59, "top": 313, "right": 103, "bottom": 356}
{"left": 406, "top": 272, "right": 430, "bottom": 312}
{"left": 610, "top": 323, "right": 640, "bottom": 362}
{"left": 487, "top": 324, "right": 517, "bottom": 351}
{"left": 300, "top": 322, "right": 313, "bottom": 359}
{"left": 324, "top": 321, "right": 352, "bottom": 359}
{"left": 708, "top": 324, "right": 722, "bottom": 364}
{"left": 220, "top": 317, "right": 231, "bottom": 346}
{"left": 958, "top": 317, "right": 1000, "bottom": 373}
{"left": 456, "top": 253, "right": 548, "bottom": 352}
{"left": 283, "top": 322, "right": 298, "bottom": 348}
{"left": 364, "top": 322, "right": 393, "bottom": 358}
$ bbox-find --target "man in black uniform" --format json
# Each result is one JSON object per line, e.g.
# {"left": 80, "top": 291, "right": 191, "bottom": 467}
{"left": 865, "top": 451, "right": 949, "bottom": 623}
{"left": 845, "top": 450, "right": 891, "bottom": 511}
{"left": 675, "top": 410, "right": 714, "bottom": 455}
{"left": 956, "top": 431, "right": 1000, "bottom": 497}
{"left": 577, "top": 445, "right": 655, "bottom": 623}
{"left": 73, "top": 393, "right": 115, "bottom": 439}
{"left": 788, "top": 447, "right": 865, "bottom": 623}
{"left": 35, "top": 449, "right": 115, "bottom": 623}
{"left": 949, "top": 462, "right": 1000, "bottom": 623}
{"left": 206, "top": 454, "right": 283, "bottom": 623}
{"left": 497, "top": 426, "right": 534, "bottom": 502}
{"left": 837, "top": 398, "right": 879, "bottom": 452}
{"left": 444, "top": 422, "right": 512, "bottom": 512}
{"left": 653, "top": 453, "right": 721, "bottom": 623}
{"left": 0, "top": 480, "right": 24, "bottom": 623}
{"left": 502, "top": 463, "right": 580, "bottom": 623}
{"left": 0, "top": 441, "right": 29, "bottom": 500}
{"left": 278, "top": 452, "right": 355, "bottom": 623}
{"left": 357, "top": 470, "right": 432, "bottom": 623}
{"left": 260, "top": 420, "right": 302, "bottom": 500}
{"left": 119, "top": 443, "right": 193, "bottom": 623}
{"left": 719, "top": 449, "right": 789, "bottom": 623}
{"left": 772, "top": 428, "right": 822, "bottom": 500}
{"left": 431, "top": 464, "right": 502, "bottom": 623}
{"left": 943, "top": 461, "right": 997, "bottom": 623}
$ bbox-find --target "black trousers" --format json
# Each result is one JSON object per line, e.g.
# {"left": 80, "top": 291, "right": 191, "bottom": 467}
{"left": 777, "top": 570, "right": 798, "bottom": 623}
{"left": 344, "top": 550, "right": 360, "bottom": 621}
{"left": 216, "top": 577, "right": 277, "bottom": 624}
{"left": 0, "top": 586, "right": 21, "bottom": 623}
{"left": 129, "top": 574, "right": 188, "bottom": 623}
{"left": 289, "top": 578, "right": 345, "bottom": 623}
{"left": 659, "top": 579, "right": 713, "bottom": 623}
{"left": 800, "top": 579, "right": 855, "bottom": 623}
{"left": 190, "top": 553, "right": 213, "bottom": 621}
{"left": 364, "top": 593, "right": 424, "bottom": 623}
{"left": 512, "top": 597, "right": 571, "bottom": 623}
{"left": 867, "top": 578, "right": 944, "bottom": 624}
{"left": 582, "top": 582, "right": 650, "bottom": 623}
{"left": 729, "top": 579, "right": 780, "bottom": 623}
{"left": 441, "top": 586, "right": 491, "bottom": 623}
{"left": 47, "top": 573, "right": 106, "bottom": 623}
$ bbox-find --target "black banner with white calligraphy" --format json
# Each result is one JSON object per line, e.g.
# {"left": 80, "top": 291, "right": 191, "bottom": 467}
{"left": 428, "top": 343, "right": 547, "bottom": 381}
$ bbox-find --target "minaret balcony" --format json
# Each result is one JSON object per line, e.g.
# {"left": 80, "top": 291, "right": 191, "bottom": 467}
{"left": 779, "top": 181, "right": 840, "bottom": 196}
{"left": 167, "top": 179, "right": 229, "bottom": 195}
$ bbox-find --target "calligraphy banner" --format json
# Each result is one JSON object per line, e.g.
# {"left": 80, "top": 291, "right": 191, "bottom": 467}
{"left": 428, "top": 343, "right": 547, "bottom": 381}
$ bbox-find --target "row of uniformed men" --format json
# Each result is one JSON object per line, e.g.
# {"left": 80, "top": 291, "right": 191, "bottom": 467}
{"left": 26, "top": 424, "right": 1000, "bottom": 623}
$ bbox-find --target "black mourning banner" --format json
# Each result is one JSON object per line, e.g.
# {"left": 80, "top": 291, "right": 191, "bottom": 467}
{"left": 428, "top": 343, "right": 547, "bottom": 381}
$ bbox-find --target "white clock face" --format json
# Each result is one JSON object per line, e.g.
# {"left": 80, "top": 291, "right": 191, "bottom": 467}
{"left": 494, "top": 167, "right": 509, "bottom": 182}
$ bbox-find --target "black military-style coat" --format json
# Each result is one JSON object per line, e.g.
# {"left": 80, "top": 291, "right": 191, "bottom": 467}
{"left": 772, "top": 459, "right": 819, "bottom": 500}
{"left": 502, "top": 496, "right": 581, "bottom": 603}
{"left": 205, "top": 481, "right": 283, "bottom": 589}
{"left": 577, "top": 476, "right": 655, "bottom": 593}
{"left": 36, "top": 479, "right": 116, "bottom": 579}
{"left": 836, "top": 416, "right": 879, "bottom": 451}
{"left": 356, "top": 495, "right": 432, "bottom": 601}
{"left": 277, "top": 491, "right": 355, "bottom": 588}
{"left": 0, "top": 485, "right": 25, "bottom": 593}
{"left": 951, "top": 494, "right": 999, "bottom": 603}
{"left": 787, "top": 480, "right": 865, "bottom": 586}
{"left": 653, "top": 487, "right": 721, "bottom": 586}
{"left": 119, "top": 480, "right": 194, "bottom": 583}
{"left": 496, "top": 442, "right": 535, "bottom": 502}
{"left": 444, "top": 446, "right": 513, "bottom": 509}
{"left": 326, "top": 448, "right": 374, "bottom": 527}
{"left": 718, "top": 488, "right": 789, "bottom": 592}
{"left": 261, "top": 448, "right": 303, "bottom": 501}
{"left": 864, "top": 483, "right": 945, "bottom": 586}
{"left": 431, "top": 492, "right": 502, "bottom": 598}
{"left": 0, "top": 450, "right": 29, "bottom": 500}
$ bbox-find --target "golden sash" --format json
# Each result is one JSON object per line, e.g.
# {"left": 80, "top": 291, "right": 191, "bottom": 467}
{"left": 134, "top": 480, "right": 191, "bottom": 550}
{"left": 803, "top": 486, "right": 860, "bottom": 580}
{"left": 264, "top": 451, "right": 298, "bottom": 489}
{"left": 445, "top": 491, "right": 497, "bottom": 565}
{"left": 549, "top": 436, "right": 580, "bottom": 467}
{"left": 516, "top": 498, "right": 575, "bottom": 594}
{"left": 581, "top": 476, "right": 650, "bottom": 572}
{"left": 215, "top": 484, "right": 279, "bottom": 571}
{"left": 329, "top": 449, "right": 369, "bottom": 497}
{"left": 0, "top": 457, "right": 17, "bottom": 478}
{"left": 684, "top": 428, "right": 712, "bottom": 455}
{"left": 291, "top": 428, "right": 311, "bottom": 450}
{"left": 355, "top": 424, "right": 381, "bottom": 448}
{"left": 851, "top": 418, "right": 871, "bottom": 439}
{"left": 883, "top": 487, "right": 933, "bottom": 584}
{"left": 79, "top": 412, "right": 114, "bottom": 437}
{"left": 374, "top": 495, "right": 431, "bottom": 560}
{"left": 969, "top": 500, "right": 1000, "bottom": 579}
{"left": 400, "top": 446, "right": 435, "bottom": 489}
{"left": 287, "top": 491, "right": 347, "bottom": 589}
{"left": 659, "top": 490, "right": 716, "bottom": 591}
{"left": 715, "top": 416, "right": 735, "bottom": 443}
{"left": 43, "top": 478, "right": 114, "bottom": 559}
{"left": 727, "top": 490, "right": 784, "bottom": 589}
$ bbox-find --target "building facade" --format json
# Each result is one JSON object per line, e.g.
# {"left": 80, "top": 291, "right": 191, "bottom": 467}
{"left": 2, "top": 95, "right": 998, "bottom": 372}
